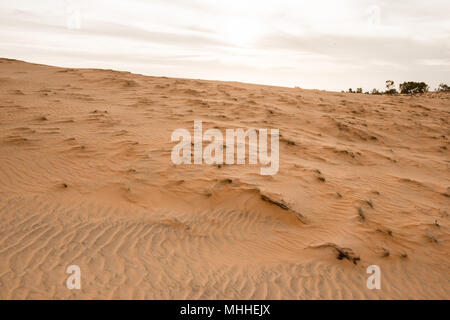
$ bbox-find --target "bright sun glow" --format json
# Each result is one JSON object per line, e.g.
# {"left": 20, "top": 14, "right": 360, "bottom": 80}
{"left": 219, "top": 18, "right": 263, "bottom": 47}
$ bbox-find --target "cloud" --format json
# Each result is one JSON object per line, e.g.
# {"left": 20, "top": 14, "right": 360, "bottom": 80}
{"left": 257, "top": 31, "right": 450, "bottom": 65}
{"left": 0, "top": 0, "right": 449, "bottom": 91}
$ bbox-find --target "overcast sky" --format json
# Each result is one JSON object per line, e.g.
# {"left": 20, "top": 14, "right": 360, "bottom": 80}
{"left": 0, "top": 0, "right": 449, "bottom": 91}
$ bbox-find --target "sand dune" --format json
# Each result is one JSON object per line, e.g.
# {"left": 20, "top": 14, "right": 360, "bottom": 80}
{"left": 0, "top": 58, "right": 449, "bottom": 299}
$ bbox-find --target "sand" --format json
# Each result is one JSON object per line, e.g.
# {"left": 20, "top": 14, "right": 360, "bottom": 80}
{"left": 0, "top": 58, "right": 448, "bottom": 299}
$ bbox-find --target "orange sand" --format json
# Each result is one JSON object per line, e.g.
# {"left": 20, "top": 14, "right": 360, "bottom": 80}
{"left": 0, "top": 58, "right": 448, "bottom": 299}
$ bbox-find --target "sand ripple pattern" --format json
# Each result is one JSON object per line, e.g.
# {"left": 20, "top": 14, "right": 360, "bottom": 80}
{"left": 0, "top": 58, "right": 449, "bottom": 299}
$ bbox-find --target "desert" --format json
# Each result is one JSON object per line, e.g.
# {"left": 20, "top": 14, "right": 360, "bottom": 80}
{"left": 0, "top": 58, "right": 448, "bottom": 299}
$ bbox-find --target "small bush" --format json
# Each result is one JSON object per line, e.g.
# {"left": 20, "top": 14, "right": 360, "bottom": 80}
{"left": 371, "top": 88, "right": 382, "bottom": 95}
{"left": 385, "top": 88, "right": 397, "bottom": 95}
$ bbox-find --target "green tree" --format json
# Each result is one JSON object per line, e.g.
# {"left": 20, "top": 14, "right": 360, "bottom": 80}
{"left": 437, "top": 83, "right": 450, "bottom": 92}
{"left": 399, "top": 81, "right": 428, "bottom": 94}
{"left": 385, "top": 80, "right": 397, "bottom": 94}
{"left": 385, "top": 80, "right": 394, "bottom": 90}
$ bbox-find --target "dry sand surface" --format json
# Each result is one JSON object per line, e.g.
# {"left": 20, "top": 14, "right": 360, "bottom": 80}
{"left": 0, "top": 58, "right": 449, "bottom": 299}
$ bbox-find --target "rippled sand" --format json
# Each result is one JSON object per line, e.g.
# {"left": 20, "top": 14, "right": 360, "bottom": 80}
{"left": 0, "top": 58, "right": 449, "bottom": 299}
